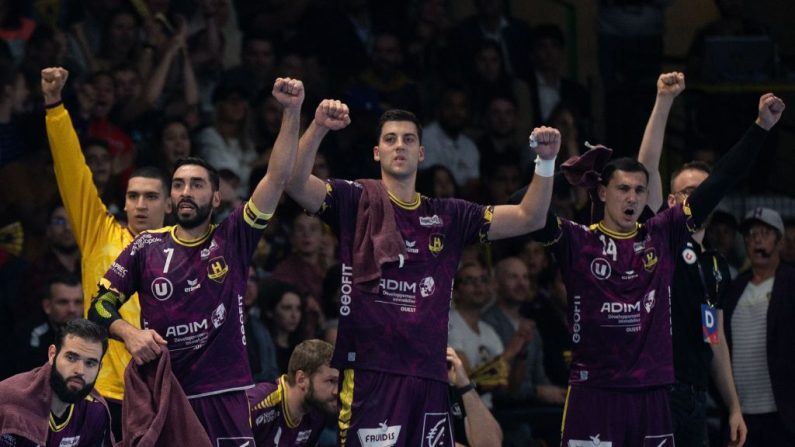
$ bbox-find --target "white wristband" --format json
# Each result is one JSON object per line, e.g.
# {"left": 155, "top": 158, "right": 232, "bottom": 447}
{"left": 534, "top": 156, "right": 556, "bottom": 177}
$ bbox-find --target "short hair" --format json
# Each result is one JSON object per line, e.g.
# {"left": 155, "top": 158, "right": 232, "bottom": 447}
{"left": 600, "top": 157, "right": 649, "bottom": 186}
{"left": 173, "top": 157, "right": 220, "bottom": 191}
{"left": 286, "top": 339, "right": 334, "bottom": 385}
{"left": 130, "top": 165, "right": 171, "bottom": 194}
{"left": 454, "top": 260, "right": 487, "bottom": 289}
{"left": 669, "top": 161, "right": 711, "bottom": 191}
{"left": 81, "top": 137, "right": 110, "bottom": 154}
{"left": 376, "top": 109, "right": 422, "bottom": 143}
{"left": 531, "top": 23, "right": 566, "bottom": 48}
{"left": 56, "top": 319, "right": 109, "bottom": 356}
{"left": 45, "top": 271, "right": 81, "bottom": 296}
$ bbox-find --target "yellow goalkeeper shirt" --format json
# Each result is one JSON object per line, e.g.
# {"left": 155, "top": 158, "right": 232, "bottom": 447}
{"left": 46, "top": 104, "right": 141, "bottom": 401}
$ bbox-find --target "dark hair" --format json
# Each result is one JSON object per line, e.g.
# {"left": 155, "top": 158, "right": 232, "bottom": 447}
{"left": 416, "top": 164, "right": 459, "bottom": 198}
{"left": 600, "top": 157, "right": 649, "bottom": 186}
{"left": 130, "top": 165, "right": 171, "bottom": 194}
{"left": 669, "top": 161, "right": 711, "bottom": 191}
{"left": 43, "top": 271, "right": 81, "bottom": 303}
{"left": 56, "top": 319, "right": 109, "bottom": 356}
{"left": 81, "top": 137, "right": 110, "bottom": 153}
{"left": 286, "top": 339, "right": 334, "bottom": 385}
{"left": 0, "top": 59, "right": 19, "bottom": 91}
{"left": 154, "top": 118, "right": 190, "bottom": 154}
{"left": 531, "top": 23, "right": 566, "bottom": 48}
{"left": 173, "top": 157, "right": 220, "bottom": 191}
{"left": 260, "top": 279, "right": 306, "bottom": 348}
{"left": 376, "top": 109, "right": 422, "bottom": 143}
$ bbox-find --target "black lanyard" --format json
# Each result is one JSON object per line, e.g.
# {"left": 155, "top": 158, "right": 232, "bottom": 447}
{"left": 695, "top": 254, "right": 720, "bottom": 307}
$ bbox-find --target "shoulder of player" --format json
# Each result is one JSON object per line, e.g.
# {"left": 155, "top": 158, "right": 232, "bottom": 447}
{"left": 248, "top": 381, "right": 281, "bottom": 410}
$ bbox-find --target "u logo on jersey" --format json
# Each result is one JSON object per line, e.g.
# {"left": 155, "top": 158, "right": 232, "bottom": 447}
{"left": 643, "top": 248, "right": 658, "bottom": 272}
{"left": 208, "top": 256, "right": 229, "bottom": 283}
{"left": 428, "top": 234, "right": 444, "bottom": 256}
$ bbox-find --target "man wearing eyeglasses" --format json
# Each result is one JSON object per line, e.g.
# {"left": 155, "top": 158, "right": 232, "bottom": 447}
{"left": 722, "top": 208, "right": 795, "bottom": 446}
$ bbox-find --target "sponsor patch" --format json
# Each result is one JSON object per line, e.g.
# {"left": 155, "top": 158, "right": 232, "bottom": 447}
{"left": 590, "top": 258, "right": 611, "bottom": 280}
{"left": 208, "top": 256, "right": 229, "bottom": 283}
{"left": 422, "top": 413, "right": 450, "bottom": 447}
{"left": 419, "top": 215, "right": 443, "bottom": 227}
{"left": 151, "top": 277, "right": 173, "bottom": 301}
{"left": 428, "top": 234, "right": 444, "bottom": 256}
{"left": 357, "top": 420, "right": 401, "bottom": 447}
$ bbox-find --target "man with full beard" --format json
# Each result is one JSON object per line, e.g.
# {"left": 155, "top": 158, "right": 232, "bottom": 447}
{"left": 0, "top": 319, "right": 111, "bottom": 446}
{"left": 89, "top": 77, "right": 305, "bottom": 444}
{"left": 248, "top": 339, "right": 339, "bottom": 446}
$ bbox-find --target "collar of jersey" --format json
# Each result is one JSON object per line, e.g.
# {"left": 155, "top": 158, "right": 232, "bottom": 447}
{"left": 387, "top": 190, "right": 421, "bottom": 210}
{"left": 280, "top": 375, "right": 301, "bottom": 429}
{"left": 595, "top": 221, "right": 639, "bottom": 239}
{"left": 49, "top": 403, "right": 74, "bottom": 432}
{"left": 170, "top": 224, "right": 215, "bottom": 247}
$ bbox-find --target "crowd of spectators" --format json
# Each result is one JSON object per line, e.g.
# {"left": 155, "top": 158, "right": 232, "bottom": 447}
{"left": 0, "top": 1, "right": 793, "bottom": 446}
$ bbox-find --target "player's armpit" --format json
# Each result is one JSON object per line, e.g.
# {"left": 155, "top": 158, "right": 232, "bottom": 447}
{"left": 88, "top": 283, "right": 125, "bottom": 330}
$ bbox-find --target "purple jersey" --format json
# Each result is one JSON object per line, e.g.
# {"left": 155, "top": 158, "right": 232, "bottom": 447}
{"left": 0, "top": 395, "right": 111, "bottom": 447}
{"left": 101, "top": 202, "right": 267, "bottom": 396}
{"left": 248, "top": 376, "right": 325, "bottom": 446}
{"left": 319, "top": 179, "right": 492, "bottom": 382}
{"left": 541, "top": 205, "right": 694, "bottom": 388}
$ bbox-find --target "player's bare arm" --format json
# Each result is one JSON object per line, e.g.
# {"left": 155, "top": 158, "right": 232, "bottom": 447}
{"left": 88, "top": 283, "right": 166, "bottom": 365}
{"left": 638, "top": 71, "right": 685, "bottom": 212}
{"left": 249, "top": 77, "right": 305, "bottom": 216}
{"left": 286, "top": 99, "right": 351, "bottom": 213}
{"left": 488, "top": 127, "right": 561, "bottom": 240}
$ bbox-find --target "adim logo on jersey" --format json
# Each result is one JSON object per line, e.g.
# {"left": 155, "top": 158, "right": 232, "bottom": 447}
{"left": 208, "top": 257, "right": 229, "bottom": 283}
{"left": 428, "top": 234, "right": 444, "bottom": 256}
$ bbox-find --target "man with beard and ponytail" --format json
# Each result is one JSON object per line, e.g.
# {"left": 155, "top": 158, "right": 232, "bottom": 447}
{"left": 0, "top": 319, "right": 112, "bottom": 446}
{"left": 88, "top": 77, "right": 305, "bottom": 444}
{"left": 248, "top": 339, "right": 339, "bottom": 447}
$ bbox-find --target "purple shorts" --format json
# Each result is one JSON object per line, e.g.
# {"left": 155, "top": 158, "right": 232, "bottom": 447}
{"left": 189, "top": 390, "right": 254, "bottom": 446}
{"left": 338, "top": 369, "right": 453, "bottom": 447}
{"left": 562, "top": 385, "right": 674, "bottom": 447}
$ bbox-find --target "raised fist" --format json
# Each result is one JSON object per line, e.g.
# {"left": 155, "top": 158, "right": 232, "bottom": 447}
{"left": 530, "top": 126, "right": 561, "bottom": 161}
{"left": 272, "top": 77, "right": 305, "bottom": 110}
{"left": 756, "top": 92, "right": 785, "bottom": 131}
{"left": 41, "top": 67, "right": 69, "bottom": 105}
{"left": 315, "top": 99, "right": 351, "bottom": 131}
{"left": 657, "top": 71, "right": 685, "bottom": 98}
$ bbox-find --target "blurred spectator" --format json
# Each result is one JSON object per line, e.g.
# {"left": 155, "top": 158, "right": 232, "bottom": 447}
{"left": 213, "top": 168, "right": 243, "bottom": 224}
{"left": 482, "top": 257, "right": 565, "bottom": 447}
{"left": 782, "top": 220, "right": 795, "bottom": 265}
{"left": 416, "top": 164, "right": 459, "bottom": 199}
{"left": 244, "top": 266, "right": 279, "bottom": 383}
{"left": 150, "top": 118, "right": 192, "bottom": 175}
{"left": 448, "top": 260, "right": 506, "bottom": 409}
{"left": 0, "top": 61, "right": 30, "bottom": 166}
{"left": 0, "top": 1, "right": 36, "bottom": 63}
{"left": 479, "top": 154, "right": 523, "bottom": 205}
{"left": 518, "top": 239, "right": 550, "bottom": 286}
{"left": 261, "top": 280, "right": 306, "bottom": 375}
{"left": 223, "top": 32, "right": 277, "bottom": 101}
{"left": 420, "top": 85, "right": 480, "bottom": 190}
{"left": 20, "top": 24, "right": 68, "bottom": 78}
{"left": 197, "top": 80, "right": 258, "bottom": 196}
{"left": 346, "top": 31, "right": 422, "bottom": 117}
{"left": 528, "top": 24, "right": 591, "bottom": 132}
{"left": 251, "top": 93, "right": 283, "bottom": 156}
{"left": 272, "top": 213, "right": 327, "bottom": 302}
{"left": 92, "top": 8, "right": 144, "bottom": 72}
{"left": 450, "top": 0, "right": 533, "bottom": 80}
{"left": 404, "top": 0, "right": 453, "bottom": 115}
{"left": 476, "top": 94, "right": 528, "bottom": 175}
{"left": 724, "top": 208, "right": 795, "bottom": 446}
{"left": 704, "top": 210, "right": 743, "bottom": 278}
{"left": 5, "top": 272, "right": 82, "bottom": 378}
{"left": 14, "top": 203, "right": 81, "bottom": 326}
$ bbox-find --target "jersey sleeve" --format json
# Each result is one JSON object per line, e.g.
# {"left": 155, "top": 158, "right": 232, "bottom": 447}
{"left": 316, "top": 179, "right": 361, "bottom": 236}
{"left": 97, "top": 234, "right": 145, "bottom": 304}
{"left": 46, "top": 104, "right": 117, "bottom": 256}
{"left": 645, "top": 202, "right": 696, "bottom": 255}
{"left": 222, "top": 200, "right": 272, "bottom": 262}
{"left": 450, "top": 199, "right": 493, "bottom": 245}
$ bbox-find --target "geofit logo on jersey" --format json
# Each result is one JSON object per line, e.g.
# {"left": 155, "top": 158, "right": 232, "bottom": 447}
{"left": 207, "top": 256, "right": 229, "bottom": 283}
{"left": 151, "top": 277, "right": 173, "bottom": 301}
{"left": 215, "top": 437, "right": 255, "bottom": 447}
{"left": 428, "top": 234, "right": 444, "bottom": 256}
{"left": 422, "top": 413, "right": 450, "bottom": 447}
{"left": 590, "top": 258, "right": 611, "bottom": 280}
{"left": 357, "top": 420, "right": 401, "bottom": 447}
